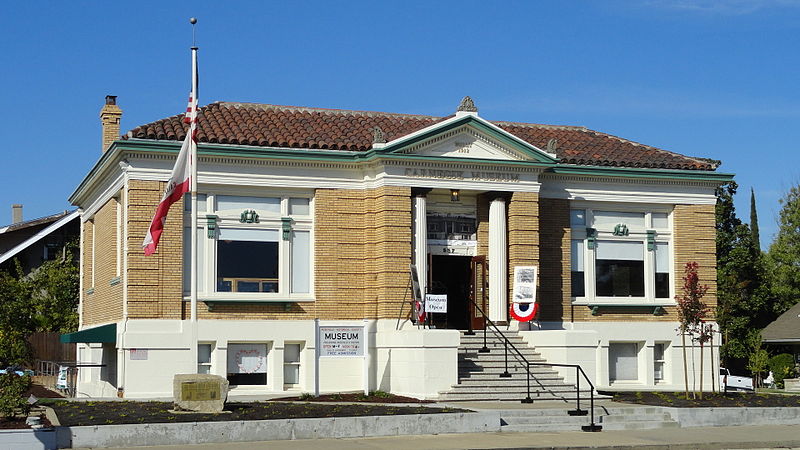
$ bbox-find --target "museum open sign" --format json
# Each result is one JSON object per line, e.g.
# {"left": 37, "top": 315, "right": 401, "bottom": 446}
{"left": 319, "top": 326, "right": 365, "bottom": 357}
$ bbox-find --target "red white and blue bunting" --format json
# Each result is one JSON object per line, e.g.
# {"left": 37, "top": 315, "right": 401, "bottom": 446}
{"left": 510, "top": 302, "right": 538, "bottom": 322}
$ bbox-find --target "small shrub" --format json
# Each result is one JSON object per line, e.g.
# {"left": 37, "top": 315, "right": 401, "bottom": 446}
{"left": 330, "top": 393, "right": 343, "bottom": 401}
{"left": 768, "top": 353, "right": 796, "bottom": 388}
{"left": 0, "top": 373, "right": 32, "bottom": 418}
{"left": 369, "top": 390, "right": 392, "bottom": 398}
{"left": 299, "top": 392, "right": 314, "bottom": 400}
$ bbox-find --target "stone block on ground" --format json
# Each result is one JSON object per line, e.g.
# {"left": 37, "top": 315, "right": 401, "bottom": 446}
{"left": 784, "top": 378, "right": 800, "bottom": 392}
{"left": 173, "top": 374, "right": 228, "bottom": 413}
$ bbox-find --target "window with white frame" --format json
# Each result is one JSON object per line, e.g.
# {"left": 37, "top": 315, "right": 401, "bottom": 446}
{"left": 227, "top": 343, "right": 268, "bottom": 386}
{"left": 609, "top": 342, "right": 639, "bottom": 382}
{"left": 198, "top": 342, "right": 213, "bottom": 374}
{"left": 570, "top": 206, "right": 672, "bottom": 303}
{"left": 283, "top": 342, "right": 302, "bottom": 387}
{"left": 183, "top": 193, "right": 313, "bottom": 299}
{"left": 654, "top": 342, "right": 667, "bottom": 382}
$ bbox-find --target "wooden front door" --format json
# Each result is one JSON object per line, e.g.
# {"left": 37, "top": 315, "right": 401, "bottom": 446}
{"left": 469, "top": 256, "right": 489, "bottom": 330}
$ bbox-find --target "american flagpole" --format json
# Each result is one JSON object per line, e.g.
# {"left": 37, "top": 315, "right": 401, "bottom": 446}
{"left": 190, "top": 43, "right": 198, "bottom": 323}
{"left": 189, "top": 18, "right": 199, "bottom": 375}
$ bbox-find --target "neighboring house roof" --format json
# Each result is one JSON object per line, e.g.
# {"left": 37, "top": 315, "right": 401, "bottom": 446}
{"left": 127, "top": 102, "right": 718, "bottom": 171}
{"left": 0, "top": 210, "right": 74, "bottom": 236}
{"left": 0, "top": 210, "right": 80, "bottom": 266}
{"left": 762, "top": 301, "right": 800, "bottom": 343}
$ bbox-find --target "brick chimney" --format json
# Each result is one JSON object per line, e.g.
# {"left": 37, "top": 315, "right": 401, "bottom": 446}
{"left": 100, "top": 95, "right": 122, "bottom": 153}
{"left": 11, "top": 204, "right": 22, "bottom": 224}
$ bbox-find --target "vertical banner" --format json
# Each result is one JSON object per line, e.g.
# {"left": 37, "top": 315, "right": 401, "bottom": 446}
{"left": 511, "top": 266, "right": 539, "bottom": 322}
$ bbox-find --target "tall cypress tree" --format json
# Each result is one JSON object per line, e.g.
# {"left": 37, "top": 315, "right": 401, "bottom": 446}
{"left": 716, "top": 182, "right": 772, "bottom": 373}
{"left": 750, "top": 188, "right": 760, "bottom": 251}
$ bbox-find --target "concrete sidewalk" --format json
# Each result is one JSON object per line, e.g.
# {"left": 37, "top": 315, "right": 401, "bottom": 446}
{"left": 87, "top": 424, "right": 800, "bottom": 449}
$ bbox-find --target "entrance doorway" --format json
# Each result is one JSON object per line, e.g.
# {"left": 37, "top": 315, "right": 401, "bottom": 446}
{"left": 428, "top": 255, "right": 471, "bottom": 329}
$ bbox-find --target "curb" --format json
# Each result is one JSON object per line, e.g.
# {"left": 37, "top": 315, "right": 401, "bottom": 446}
{"left": 58, "top": 411, "right": 500, "bottom": 448}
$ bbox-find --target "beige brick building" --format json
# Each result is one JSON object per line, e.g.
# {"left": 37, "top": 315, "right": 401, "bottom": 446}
{"left": 67, "top": 96, "right": 731, "bottom": 399}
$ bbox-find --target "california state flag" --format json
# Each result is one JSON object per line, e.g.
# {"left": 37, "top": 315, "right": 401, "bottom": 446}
{"left": 142, "top": 94, "right": 197, "bottom": 255}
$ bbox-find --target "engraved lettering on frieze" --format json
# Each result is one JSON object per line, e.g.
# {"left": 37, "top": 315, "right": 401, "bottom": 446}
{"left": 403, "top": 168, "right": 519, "bottom": 183}
{"left": 404, "top": 168, "right": 465, "bottom": 180}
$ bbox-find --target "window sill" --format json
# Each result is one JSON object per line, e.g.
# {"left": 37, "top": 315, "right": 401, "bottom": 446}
{"left": 183, "top": 294, "right": 315, "bottom": 303}
{"left": 572, "top": 299, "right": 674, "bottom": 316}
{"left": 572, "top": 298, "right": 674, "bottom": 306}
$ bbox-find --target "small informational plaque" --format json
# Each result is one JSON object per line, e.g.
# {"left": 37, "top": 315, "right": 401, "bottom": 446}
{"left": 173, "top": 374, "right": 229, "bottom": 413}
{"left": 130, "top": 349, "right": 148, "bottom": 361}
{"left": 425, "top": 294, "right": 448, "bottom": 313}
{"left": 319, "top": 326, "right": 364, "bottom": 357}
{"left": 180, "top": 380, "right": 220, "bottom": 401}
{"left": 512, "top": 266, "right": 538, "bottom": 303}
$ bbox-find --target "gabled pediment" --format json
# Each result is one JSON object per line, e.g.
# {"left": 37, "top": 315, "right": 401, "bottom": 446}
{"left": 379, "top": 115, "right": 557, "bottom": 164}
{"left": 399, "top": 128, "right": 523, "bottom": 160}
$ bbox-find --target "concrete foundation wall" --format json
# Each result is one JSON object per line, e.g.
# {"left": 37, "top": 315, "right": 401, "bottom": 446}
{"left": 79, "top": 319, "right": 458, "bottom": 399}
{"left": 522, "top": 321, "right": 721, "bottom": 392}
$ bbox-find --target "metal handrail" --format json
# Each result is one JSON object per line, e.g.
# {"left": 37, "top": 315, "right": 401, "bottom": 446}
{"left": 469, "top": 299, "right": 555, "bottom": 398}
{"left": 468, "top": 298, "right": 602, "bottom": 432}
{"left": 528, "top": 361, "right": 602, "bottom": 431}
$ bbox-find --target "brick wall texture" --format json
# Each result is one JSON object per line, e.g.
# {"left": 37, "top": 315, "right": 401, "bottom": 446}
{"left": 127, "top": 180, "right": 184, "bottom": 319}
{"left": 81, "top": 198, "right": 123, "bottom": 326}
{"left": 673, "top": 204, "right": 717, "bottom": 317}
{"left": 122, "top": 182, "right": 412, "bottom": 321}
{"left": 83, "top": 178, "right": 717, "bottom": 325}
{"left": 538, "top": 198, "right": 571, "bottom": 322}
{"left": 100, "top": 104, "right": 122, "bottom": 153}
{"left": 507, "top": 192, "right": 540, "bottom": 305}
{"left": 537, "top": 200, "right": 717, "bottom": 323}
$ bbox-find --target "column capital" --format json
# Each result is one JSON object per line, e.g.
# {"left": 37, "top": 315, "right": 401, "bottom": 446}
{"left": 411, "top": 187, "right": 433, "bottom": 197}
{"left": 484, "top": 191, "right": 511, "bottom": 202}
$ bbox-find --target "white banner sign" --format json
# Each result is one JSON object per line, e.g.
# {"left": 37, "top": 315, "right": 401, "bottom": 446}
{"left": 425, "top": 294, "right": 448, "bottom": 313}
{"left": 227, "top": 343, "right": 267, "bottom": 374}
{"left": 319, "top": 326, "right": 364, "bottom": 357}
{"left": 512, "top": 266, "right": 538, "bottom": 303}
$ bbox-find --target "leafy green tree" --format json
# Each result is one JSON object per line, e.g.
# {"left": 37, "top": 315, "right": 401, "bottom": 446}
{"left": 27, "top": 251, "right": 80, "bottom": 333}
{"left": 0, "top": 266, "right": 34, "bottom": 366}
{"left": 676, "top": 262, "right": 708, "bottom": 399}
{"left": 715, "top": 181, "right": 772, "bottom": 373}
{"left": 768, "top": 353, "right": 796, "bottom": 388}
{"left": 767, "top": 184, "right": 800, "bottom": 316}
{"left": 0, "top": 241, "right": 79, "bottom": 366}
{"left": 746, "top": 330, "right": 769, "bottom": 387}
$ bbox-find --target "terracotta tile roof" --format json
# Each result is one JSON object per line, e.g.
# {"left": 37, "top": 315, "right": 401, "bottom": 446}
{"left": 127, "top": 102, "right": 718, "bottom": 171}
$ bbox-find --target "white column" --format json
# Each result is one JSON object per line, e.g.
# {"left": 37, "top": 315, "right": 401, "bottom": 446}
{"left": 488, "top": 197, "right": 507, "bottom": 322}
{"left": 412, "top": 195, "right": 427, "bottom": 295}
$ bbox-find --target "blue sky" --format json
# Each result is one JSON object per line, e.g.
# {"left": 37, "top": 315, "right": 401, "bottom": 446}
{"left": 2, "top": 1, "right": 798, "bottom": 249}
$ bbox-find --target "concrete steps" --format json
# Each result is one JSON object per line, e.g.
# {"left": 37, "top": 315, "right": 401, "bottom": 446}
{"left": 497, "top": 406, "right": 679, "bottom": 433}
{"left": 439, "top": 330, "right": 589, "bottom": 402}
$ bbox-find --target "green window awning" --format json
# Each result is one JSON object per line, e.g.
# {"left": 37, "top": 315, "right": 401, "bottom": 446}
{"left": 60, "top": 323, "right": 117, "bottom": 344}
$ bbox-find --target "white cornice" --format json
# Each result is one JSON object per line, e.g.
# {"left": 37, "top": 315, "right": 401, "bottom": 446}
{"left": 81, "top": 173, "right": 125, "bottom": 220}
{"left": 539, "top": 174, "right": 717, "bottom": 205}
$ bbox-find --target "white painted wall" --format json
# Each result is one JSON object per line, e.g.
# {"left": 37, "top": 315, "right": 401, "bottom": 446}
{"left": 374, "top": 320, "right": 459, "bottom": 399}
{"left": 522, "top": 321, "right": 721, "bottom": 392}
{"left": 79, "top": 318, "right": 459, "bottom": 400}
